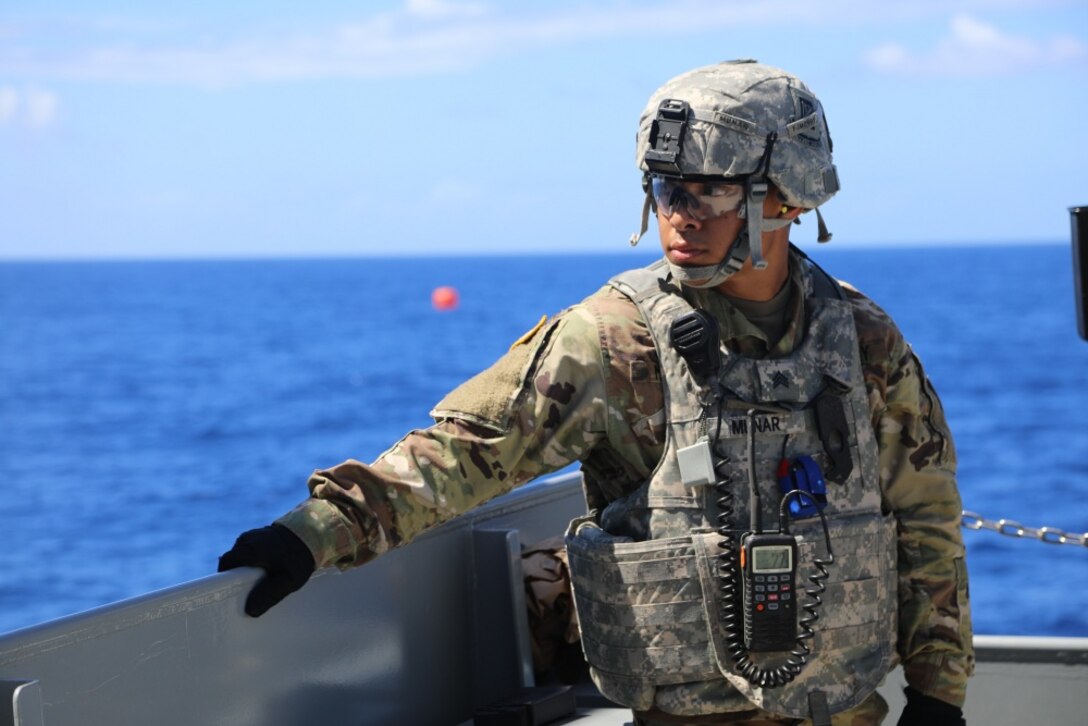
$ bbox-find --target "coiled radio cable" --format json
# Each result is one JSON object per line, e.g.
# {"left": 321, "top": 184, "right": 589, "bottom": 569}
{"left": 713, "top": 409, "right": 835, "bottom": 688}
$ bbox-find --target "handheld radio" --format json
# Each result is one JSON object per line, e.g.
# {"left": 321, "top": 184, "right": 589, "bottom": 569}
{"left": 740, "top": 532, "right": 798, "bottom": 651}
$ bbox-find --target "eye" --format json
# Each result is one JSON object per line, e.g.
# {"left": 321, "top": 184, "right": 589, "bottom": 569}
{"left": 702, "top": 183, "right": 735, "bottom": 197}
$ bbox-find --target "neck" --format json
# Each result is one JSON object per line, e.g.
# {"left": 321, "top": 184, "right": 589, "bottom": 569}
{"left": 714, "top": 233, "right": 791, "bottom": 301}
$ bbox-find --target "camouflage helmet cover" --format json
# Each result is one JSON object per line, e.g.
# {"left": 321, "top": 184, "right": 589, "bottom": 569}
{"left": 636, "top": 60, "right": 840, "bottom": 209}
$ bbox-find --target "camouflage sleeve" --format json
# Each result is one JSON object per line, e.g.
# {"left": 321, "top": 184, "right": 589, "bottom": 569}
{"left": 275, "top": 302, "right": 610, "bottom": 570}
{"left": 847, "top": 286, "right": 975, "bottom": 708}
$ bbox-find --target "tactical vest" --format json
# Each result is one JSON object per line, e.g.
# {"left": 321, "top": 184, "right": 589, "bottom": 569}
{"left": 564, "top": 257, "right": 898, "bottom": 719}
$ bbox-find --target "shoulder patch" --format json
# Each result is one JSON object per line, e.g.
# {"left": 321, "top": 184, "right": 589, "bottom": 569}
{"left": 431, "top": 314, "right": 559, "bottom": 432}
{"left": 510, "top": 314, "right": 549, "bottom": 350}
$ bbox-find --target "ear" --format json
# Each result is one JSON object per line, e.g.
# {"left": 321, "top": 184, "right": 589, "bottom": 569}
{"left": 767, "top": 186, "right": 804, "bottom": 220}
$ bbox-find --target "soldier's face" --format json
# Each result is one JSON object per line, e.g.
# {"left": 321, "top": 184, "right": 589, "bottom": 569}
{"left": 656, "top": 184, "right": 786, "bottom": 269}
{"left": 656, "top": 187, "right": 747, "bottom": 268}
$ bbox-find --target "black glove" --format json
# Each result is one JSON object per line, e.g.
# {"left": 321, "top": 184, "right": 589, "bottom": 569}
{"left": 218, "top": 524, "right": 316, "bottom": 617}
{"left": 898, "top": 686, "right": 965, "bottom": 726}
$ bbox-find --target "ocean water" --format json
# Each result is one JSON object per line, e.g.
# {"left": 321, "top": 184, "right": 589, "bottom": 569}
{"left": 1, "top": 245, "right": 1086, "bottom": 637}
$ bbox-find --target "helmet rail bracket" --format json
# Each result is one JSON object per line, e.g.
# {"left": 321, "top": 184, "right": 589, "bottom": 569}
{"left": 645, "top": 99, "right": 690, "bottom": 176}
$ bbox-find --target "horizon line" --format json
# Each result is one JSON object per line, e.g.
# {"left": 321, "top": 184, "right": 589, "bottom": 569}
{"left": 0, "top": 238, "right": 1067, "bottom": 264}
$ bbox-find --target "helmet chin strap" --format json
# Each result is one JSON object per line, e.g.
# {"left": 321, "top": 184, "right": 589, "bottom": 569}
{"left": 667, "top": 213, "right": 794, "bottom": 288}
{"left": 665, "top": 212, "right": 792, "bottom": 289}
{"left": 666, "top": 227, "right": 752, "bottom": 289}
{"left": 746, "top": 181, "right": 769, "bottom": 270}
{"left": 743, "top": 132, "right": 781, "bottom": 270}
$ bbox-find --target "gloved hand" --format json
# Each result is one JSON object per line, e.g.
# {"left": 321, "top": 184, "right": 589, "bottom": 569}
{"left": 218, "top": 524, "right": 316, "bottom": 617}
{"left": 897, "top": 686, "right": 965, "bottom": 726}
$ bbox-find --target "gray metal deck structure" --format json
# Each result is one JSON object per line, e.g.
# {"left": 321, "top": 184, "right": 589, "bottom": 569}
{"left": 2, "top": 473, "right": 1086, "bottom": 725}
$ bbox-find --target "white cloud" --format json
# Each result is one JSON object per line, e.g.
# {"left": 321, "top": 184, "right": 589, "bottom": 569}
{"left": 864, "top": 13, "right": 1088, "bottom": 75}
{"left": 0, "top": 2, "right": 1083, "bottom": 85}
{"left": 25, "top": 88, "right": 59, "bottom": 128}
{"left": 0, "top": 86, "right": 59, "bottom": 128}
{"left": 0, "top": 1, "right": 800, "bottom": 85}
{"left": 0, "top": 86, "right": 18, "bottom": 122}
{"left": 405, "top": 0, "right": 487, "bottom": 21}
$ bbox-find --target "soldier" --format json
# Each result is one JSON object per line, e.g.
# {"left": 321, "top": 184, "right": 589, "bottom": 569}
{"left": 219, "top": 60, "right": 973, "bottom": 725}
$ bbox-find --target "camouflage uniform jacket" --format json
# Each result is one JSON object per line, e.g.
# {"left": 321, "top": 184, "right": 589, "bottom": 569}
{"left": 277, "top": 249, "right": 974, "bottom": 708}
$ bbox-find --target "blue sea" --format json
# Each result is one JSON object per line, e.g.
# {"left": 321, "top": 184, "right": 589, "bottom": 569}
{"left": 1, "top": 245, "right": 1086, "bottom": 637}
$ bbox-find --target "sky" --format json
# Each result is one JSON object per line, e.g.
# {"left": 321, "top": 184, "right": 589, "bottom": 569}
{"left": 0, "top": 0, "right": 1086, "bottom": 259}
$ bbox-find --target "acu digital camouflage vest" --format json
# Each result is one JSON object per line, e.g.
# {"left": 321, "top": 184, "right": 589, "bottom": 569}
{"left": 564, "top": 257, "right": 898, "bottom": 719}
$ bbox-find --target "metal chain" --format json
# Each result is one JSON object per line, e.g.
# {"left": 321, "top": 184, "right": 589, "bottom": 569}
{"left": 961, "top": 510, "right": 1088, "bottom": 547}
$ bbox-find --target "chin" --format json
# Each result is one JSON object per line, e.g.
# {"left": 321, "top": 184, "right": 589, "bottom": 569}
{"left": 670, "top": 254, "right": 717, "bottom": 267}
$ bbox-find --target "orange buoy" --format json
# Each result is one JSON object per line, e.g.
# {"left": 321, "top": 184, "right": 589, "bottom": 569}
{"left": 431, "top": 286, "right": 460, "bottom": 311}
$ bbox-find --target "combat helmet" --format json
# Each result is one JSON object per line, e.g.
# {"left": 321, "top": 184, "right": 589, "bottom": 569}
{"left": 631, "top": 60, "right": 839, "bottom": 286}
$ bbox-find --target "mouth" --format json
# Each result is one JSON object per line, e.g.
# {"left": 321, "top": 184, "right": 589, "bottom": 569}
{"left": 667, "top": 241, "right": 708, "bottom": 264}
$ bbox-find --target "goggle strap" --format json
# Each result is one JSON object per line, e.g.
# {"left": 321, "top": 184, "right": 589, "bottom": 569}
{"left": 746, "top": 132, "right": 779, "bottom": 271}
{"left": 629, "top": 187, "right": 653, "bottom": 247}
{"left": 747, "top": 181, "right": 768, "bottom": 270}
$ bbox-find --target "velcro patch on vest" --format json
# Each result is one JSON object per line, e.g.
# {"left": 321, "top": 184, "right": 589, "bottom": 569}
{"left": 756, "top": 363, "right": 806, "bottom": 401}
{"left": 718, "top": 411, "right": 807, "bottom": 438}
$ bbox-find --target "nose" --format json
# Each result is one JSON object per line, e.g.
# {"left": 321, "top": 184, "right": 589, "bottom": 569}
{"left": 666, "top": 203, "right": 702, "bottom": 231}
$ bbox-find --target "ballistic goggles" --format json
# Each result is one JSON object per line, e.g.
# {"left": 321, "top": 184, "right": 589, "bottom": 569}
{"left": 650, "top": 175, "right": 746, "bottom": 221}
